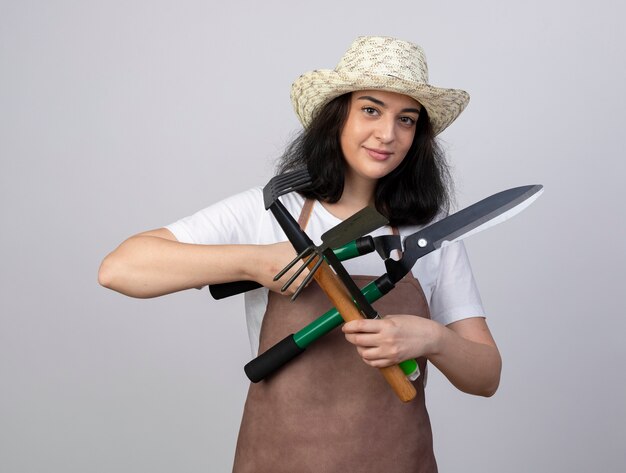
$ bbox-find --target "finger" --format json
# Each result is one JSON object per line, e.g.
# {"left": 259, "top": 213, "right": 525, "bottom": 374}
{"left": 356, "top": 346, "right": 393, "bottom": 366}
{"left": 342, "top": 318, "right": 385, "bottom": 334}
{"left": 362, "top": 357, "right": 395, "bottom": 369}
{"left": 344, "top": 332, "right": 382, "bottom": 348}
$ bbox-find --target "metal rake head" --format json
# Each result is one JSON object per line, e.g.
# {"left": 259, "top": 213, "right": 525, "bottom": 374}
{"left": 273, "top": 245, "right": 325, "bottom": 301}
{"left": 262, "top": 168, "right": 312, "bottom": 210}
{"left": 271, "top": 205, "right": 389, "bottom": 301}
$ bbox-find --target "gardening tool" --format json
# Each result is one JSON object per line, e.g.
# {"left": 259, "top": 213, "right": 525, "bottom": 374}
{"left": 208, "top": 169, "right": 313, "bottom": 300}
{"left": 274, "top": 205, "right": 388, "bottom": 301}
{"left": 244, "top": 184, "right": 544, "bottom": 383}
{"left": 209, "top": 200, "right": 388, "bottom": 300}
{"left": 258, "top": 170, "right": 417, "bottom": 402}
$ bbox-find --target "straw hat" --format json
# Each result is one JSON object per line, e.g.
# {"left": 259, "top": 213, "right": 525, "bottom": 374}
{"left": 291, "top": 36, "right": 469, "bottom": 135}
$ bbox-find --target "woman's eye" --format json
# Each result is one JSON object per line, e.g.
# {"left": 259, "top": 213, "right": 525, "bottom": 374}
{"left": 400, "top": 116, "right": 416, "bottom": 126}
{"left": 362, "top": 107, "right": 378, "bottom": 115}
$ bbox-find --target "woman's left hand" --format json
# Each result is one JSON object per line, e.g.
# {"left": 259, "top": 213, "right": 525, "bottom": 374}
{"left": 342, "top": 315, "right": 441, "bottom": 368}
{"left": 344, "top": 315, "right": 502, "bottom": 397}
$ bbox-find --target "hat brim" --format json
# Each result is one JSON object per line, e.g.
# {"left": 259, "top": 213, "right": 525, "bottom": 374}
{"left": 291, "top": 69, "right": 470, "bottom": 135}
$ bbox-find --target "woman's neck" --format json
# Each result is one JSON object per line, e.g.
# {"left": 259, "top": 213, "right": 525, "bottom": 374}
{"left": 321, "top": 173, "right": 376, "bottom": 220}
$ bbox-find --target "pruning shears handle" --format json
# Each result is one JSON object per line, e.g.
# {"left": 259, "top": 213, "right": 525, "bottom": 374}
{"left": 209, "top": 280, "right": 262, "bottom": 299}
{"left": 332, "top": 235, "right": 376, "bottom": 260}
{"left": 245, "top": 278, "right": 420, "bottom": 383}
{"left": 210, "top": 236, "right": 420, "bottom": 389}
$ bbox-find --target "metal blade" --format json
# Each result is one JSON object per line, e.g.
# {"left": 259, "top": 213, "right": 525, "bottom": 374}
{"left": 435, "top": 185, "right": 543, "bottom": 248}
{"left": 320, "top": 206, "right": 388, "bottom": 250}
{"left": 386, "top": 185, "right": 543, "bottom": 282}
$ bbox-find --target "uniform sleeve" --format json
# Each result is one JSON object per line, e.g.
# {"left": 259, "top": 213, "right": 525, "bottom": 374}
{"left": 428, "top": 241, "right": 485, "bottom": 326}
{"left": 164, "top": 187, "right": 265, "bottom": 245}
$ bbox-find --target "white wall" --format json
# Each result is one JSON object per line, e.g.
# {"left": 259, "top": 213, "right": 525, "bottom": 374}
{"left": 1, "top": 1, "right": 625, "bottom": 471}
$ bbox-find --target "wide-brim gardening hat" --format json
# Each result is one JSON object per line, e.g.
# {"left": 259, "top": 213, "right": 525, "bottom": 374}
{"left": 291, "top": 36, "right": 470, "bottom": 136}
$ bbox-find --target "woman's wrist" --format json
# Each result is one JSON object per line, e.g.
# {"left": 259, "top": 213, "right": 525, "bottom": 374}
{"left": 423, "top": 318, "right": 446, "bottom": 358}
{"left": 236, "top": 245, "right": 263, "bottom": 282}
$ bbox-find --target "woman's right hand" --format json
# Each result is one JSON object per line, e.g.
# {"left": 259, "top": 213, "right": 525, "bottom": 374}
{"left": 249, "top": 241, "right": 312, "bottom": 296}
{"left": 99, "top": 229, "right": 313, "bottom": 298}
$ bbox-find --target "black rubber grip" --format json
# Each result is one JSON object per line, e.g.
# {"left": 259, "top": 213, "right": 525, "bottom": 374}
{"left": 244, "top": 334, "right": 305, "bottom": 382}
{"left": 375, "top": 274, "right": 396, "bottom": 295}
{"left": 355, "top": 235, "right": 376, "bottom": 255}
{"left": 209, "top": 280, "right": 262, "bottom": 299}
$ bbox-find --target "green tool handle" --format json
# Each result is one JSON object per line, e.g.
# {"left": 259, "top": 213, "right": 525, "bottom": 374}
{"left": 244, "top": 278, "right": 419, "bottom": 382}
{"left": 332, "top": 235, "right": 376, "bottom": 260}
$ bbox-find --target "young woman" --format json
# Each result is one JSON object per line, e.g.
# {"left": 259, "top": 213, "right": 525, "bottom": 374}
{"left": 99, "top": 36, "right": 501, "bottom": 473}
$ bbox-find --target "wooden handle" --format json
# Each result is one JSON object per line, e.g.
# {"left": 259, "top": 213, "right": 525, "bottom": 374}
{"left": 309, "top": 258, "right": 417, "bottom": 403}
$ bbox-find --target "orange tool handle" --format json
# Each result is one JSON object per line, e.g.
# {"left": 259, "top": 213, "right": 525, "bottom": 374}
{"left": 309, "top": 258, "right": 417, "bottom": 403}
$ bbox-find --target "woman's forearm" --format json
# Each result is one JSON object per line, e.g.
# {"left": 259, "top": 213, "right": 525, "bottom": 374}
{"left": 428, "top": 320, "right": 502, "bottom": 397}
{"left": 98, "top": 229, "right": 309, "bottom": 299}
{"left": 343, "top": 315, "right": 501, "bottom": 397}
{"left": 98, "top": 233, "right": 259, "bottom": 298}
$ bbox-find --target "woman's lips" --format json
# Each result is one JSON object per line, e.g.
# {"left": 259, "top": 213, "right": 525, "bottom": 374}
{"left": 365, "top": 147, "right": 393, "bottom": 161}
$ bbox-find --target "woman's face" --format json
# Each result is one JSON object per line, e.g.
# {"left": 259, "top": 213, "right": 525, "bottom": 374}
{"left": 340, "top": 90, "right": 421, "bottom": 186}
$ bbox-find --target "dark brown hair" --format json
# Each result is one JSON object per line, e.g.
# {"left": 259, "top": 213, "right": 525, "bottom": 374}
{"left": 277, "top": 93, "right": 453, "bottom": 226}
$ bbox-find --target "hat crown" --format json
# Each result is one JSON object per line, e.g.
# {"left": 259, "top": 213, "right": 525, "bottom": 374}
{"left": 291, "top": 35, "right": 469, "bottom": 135}
{"left": 335, "top": 36, "right": 429, "bottom": 84}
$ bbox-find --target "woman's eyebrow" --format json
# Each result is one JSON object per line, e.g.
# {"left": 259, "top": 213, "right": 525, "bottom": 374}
{"left": 356, "top": 95, "right": 421, "bottom": 114}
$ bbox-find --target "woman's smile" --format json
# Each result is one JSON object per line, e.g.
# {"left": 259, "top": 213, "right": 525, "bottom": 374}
{"left": 364, "top": 146, "right": 394, "bottom": 161}
{"left": 340, "top": 90, "right": 421, "bottom": 184}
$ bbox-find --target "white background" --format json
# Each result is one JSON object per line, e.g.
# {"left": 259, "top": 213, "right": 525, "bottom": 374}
{"left": 1, "top": 0, "right": 625, "bottom": 471}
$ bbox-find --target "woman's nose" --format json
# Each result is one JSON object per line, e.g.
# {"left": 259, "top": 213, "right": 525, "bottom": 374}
{"left": 374, "top": 118, "right": 395, "bottom": 143}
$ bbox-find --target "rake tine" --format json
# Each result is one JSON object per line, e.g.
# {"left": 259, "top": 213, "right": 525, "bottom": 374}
{"left": 275, "top": 168, "right": 308, "bottom": 184}
{"left": 280, "top": 251, "right": 318, "bottom": 292}
{"left": 271, "top": 170, "right": 304, "bottom": 189}
{"left": 263, "top": 169, "right": 313, "bottom": 209}
{"left": 273, "top": 246, "right": 314, "bottom": 282}
{"left": 290, "top": 255, "right": 325, "bottom": 301}
{"left": 277, "top": 169, "right": 306, "bottom": 183}
{"left": 288, "top": 179, "right": 313, "bottom": 194}
{"left": 270, "top": 169, "right": 311, "bottom": 196}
